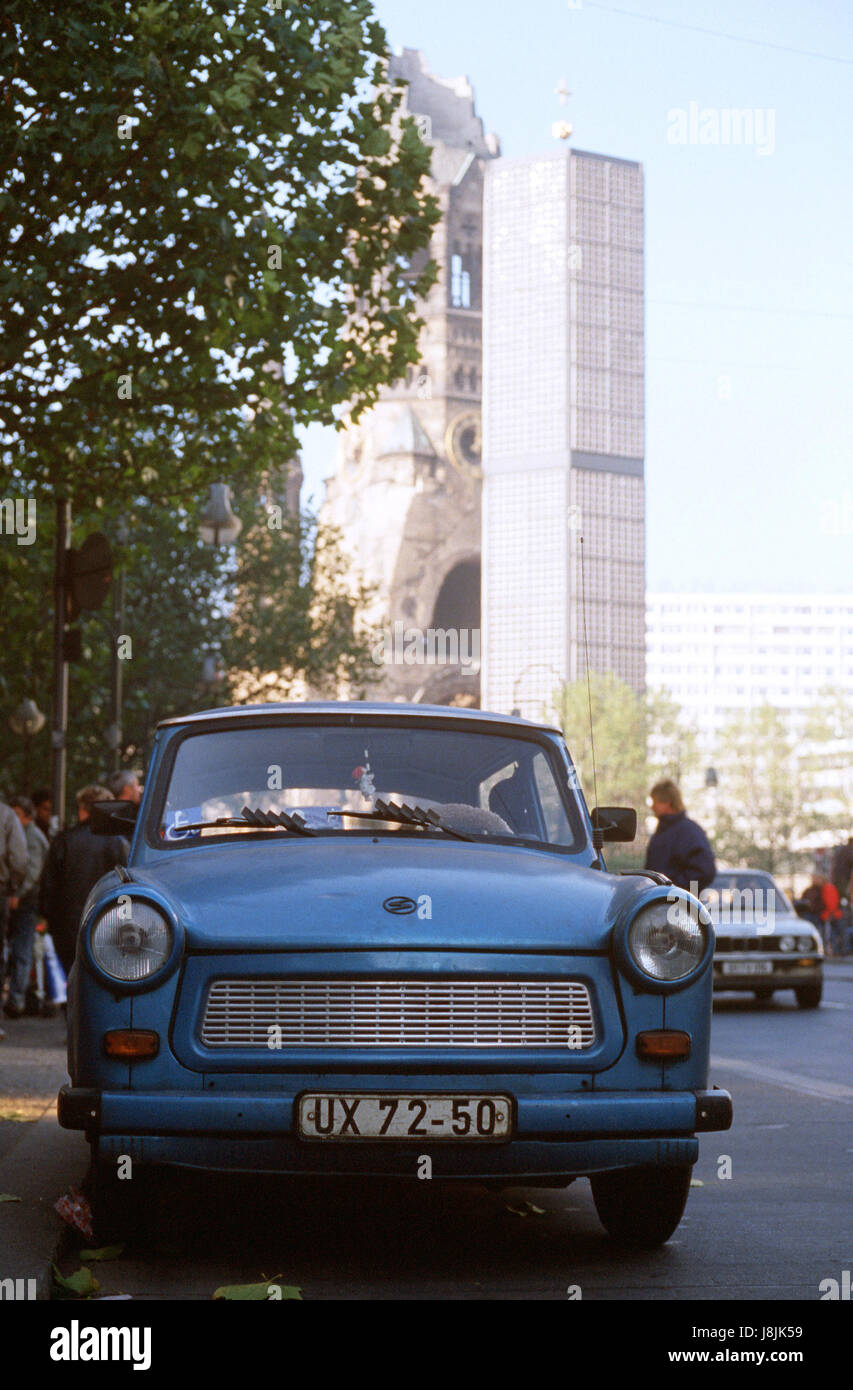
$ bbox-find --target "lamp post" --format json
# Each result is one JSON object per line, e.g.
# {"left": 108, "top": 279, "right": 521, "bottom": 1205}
{"left": 704, "top": 766, "right": 719, "bottom": 842}
{"left": 10, "top": 698, "right": 46, "bottom": 789}
{"left": 511, "top": 663, "right": 565, "bottom": 719}
{"left": 103, "top": 518, "right": 129, "bottom": 774}
{"left": 199, "top": 484, "right": 242, "bottom": 547}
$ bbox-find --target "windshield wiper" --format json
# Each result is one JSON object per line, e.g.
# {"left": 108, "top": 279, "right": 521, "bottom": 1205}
{"left": 330, "top": 797, "right": 474, "bottom": 842}
{"left": 165, "top": 806, "right": 316, "bottom": 837}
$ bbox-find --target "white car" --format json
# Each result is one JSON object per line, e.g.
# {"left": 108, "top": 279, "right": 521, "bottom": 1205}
{"left": 701, "top": 870, "right": 823, "bottom": 1008}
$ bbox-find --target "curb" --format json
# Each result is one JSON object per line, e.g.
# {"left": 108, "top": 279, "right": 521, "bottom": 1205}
{"left": 0, "top": 1102, "right": 90, "bottom": 1300}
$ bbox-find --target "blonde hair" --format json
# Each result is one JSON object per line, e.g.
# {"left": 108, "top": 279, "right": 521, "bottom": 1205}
{"left": 650, "top": 779, "right": 684, "bottom": 814}
{"left": 76, "top": 784, "right": 112, "bottom": 813}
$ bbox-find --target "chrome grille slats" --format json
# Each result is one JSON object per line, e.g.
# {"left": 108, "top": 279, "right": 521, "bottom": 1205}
{"left": 200, "top": 978, "right": 596, "bottom": 1049}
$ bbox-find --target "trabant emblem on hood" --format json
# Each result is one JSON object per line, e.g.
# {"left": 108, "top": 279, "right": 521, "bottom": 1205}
{"left": 383, "top": 895, "right": 417, "bottom": 915}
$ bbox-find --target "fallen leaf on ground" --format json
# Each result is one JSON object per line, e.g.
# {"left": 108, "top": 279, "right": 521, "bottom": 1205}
{"left": 213, "top": 1279, "right": 302, "bottom": 1300}
{"left": 505, "top": 1200, "right": 546, "bottom": 1217}
{"left": 80, "top": 1245, "right": 124, "bottom": 1263}
{"left": 53, "top": 1265, "right": 100, "bottom": 1299}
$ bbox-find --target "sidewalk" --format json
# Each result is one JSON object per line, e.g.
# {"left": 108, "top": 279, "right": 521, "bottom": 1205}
{"left": 0, "top": 1013, "right": 89, "bottom": 1299}
{"left": 0, "top": 1100, "right": 89, "bottom": 1298}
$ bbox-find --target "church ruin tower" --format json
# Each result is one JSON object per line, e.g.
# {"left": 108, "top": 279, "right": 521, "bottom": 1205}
{"left": 321, "top": 49, "right": 499, "bottom": 705}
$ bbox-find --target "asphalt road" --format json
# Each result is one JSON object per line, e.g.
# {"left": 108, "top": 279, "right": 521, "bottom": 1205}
{"left": 6, "top": 970, "right": 853, "bottom": 1301}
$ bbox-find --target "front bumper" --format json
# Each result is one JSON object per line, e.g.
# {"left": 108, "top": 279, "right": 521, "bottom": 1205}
{"left": 713, "top": 956, "right": 822, "bottom": 991}
{"left": 58, "top": 1084, "right": 732, "bottom": 1178}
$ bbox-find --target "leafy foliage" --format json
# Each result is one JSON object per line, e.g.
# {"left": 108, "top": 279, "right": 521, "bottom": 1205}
{"left": 551, "top": 674, "right": 699, "bottom": 813}
{"left": 0, "top": 0, "right": 439, "bottom": 508}
{"left": 550, "top": 674, "right": 700, "bottom": 871}
{"left": 0, "top": 479, "right": 376, "bottom": 803}
{"left": 713, "top": 703, "right": 835, "bottom": 874}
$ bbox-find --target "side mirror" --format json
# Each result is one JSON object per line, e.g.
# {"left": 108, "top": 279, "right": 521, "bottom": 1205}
{"left": 591, "top": 806, "right": 637, "bottom": 842}
{"left": 90, "top": 800, "right": 139, "bottom": 835}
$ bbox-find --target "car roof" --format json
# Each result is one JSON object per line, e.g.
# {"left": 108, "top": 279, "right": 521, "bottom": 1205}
{"left": 156, "top": 701, "right": 563, "bottom": 736}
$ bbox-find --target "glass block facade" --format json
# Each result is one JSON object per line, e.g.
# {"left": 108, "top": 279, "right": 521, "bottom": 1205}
{"left": 482, "top": 147, "right": 645, "bottom": 718}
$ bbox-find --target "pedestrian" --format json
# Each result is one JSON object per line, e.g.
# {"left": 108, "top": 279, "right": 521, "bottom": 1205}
{"left": 0, "top": 796, "right": 28, "bottom": 1039}
{"left": 106, "top": 770, "right": 142, "bottom": 806}
{"left": 816, "top": 874, "right": 843, "bottom": 956}
{"left": 796, "top": 875, "right": 825, "bottom": 931}
{"left": 39, "top": 784, "right": 128, "bottom": 978}
{"left": 30, "top": 787, "right": 54, "bottom": 841}
{"left": 830, "top": 835, "right": 853, "bottom": 903}
{"left": 644, "top": 778, "right": 716, "bottom": 895}
{"left": 4, "top": 795, "right": 49, "bottom": 1019}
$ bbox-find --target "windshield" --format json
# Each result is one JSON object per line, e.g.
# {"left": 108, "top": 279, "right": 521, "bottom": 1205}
{"left": 700, "top": 871, "right": 793, "bottom": 926}
{"left": 152, "top": 722, "right": 584, "bottom": 851}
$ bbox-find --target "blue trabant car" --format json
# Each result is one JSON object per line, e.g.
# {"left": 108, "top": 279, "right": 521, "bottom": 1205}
{"left": 59, "top": 702, "right": 732, "bottom": 1246}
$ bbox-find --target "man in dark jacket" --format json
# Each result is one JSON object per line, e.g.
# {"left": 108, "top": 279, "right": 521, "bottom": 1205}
{"left": 39, "top": 784, "right": 128, "bottom": 976}
{"left": 644, "top": 779, "right": 716, "bottom": 895}
{"left": 831, "top": 837, "right": 853, "bottom": 902}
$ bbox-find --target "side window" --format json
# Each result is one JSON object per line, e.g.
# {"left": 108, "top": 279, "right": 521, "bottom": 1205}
{"left": 532, "top": 752, "right": 572, "bottom": 843}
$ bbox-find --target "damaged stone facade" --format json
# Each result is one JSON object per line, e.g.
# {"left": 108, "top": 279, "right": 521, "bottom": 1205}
{"left": 321, "top": 49, "right": 499, "bottom": 706}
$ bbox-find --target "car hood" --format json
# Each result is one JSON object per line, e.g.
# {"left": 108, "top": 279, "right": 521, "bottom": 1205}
{"left": 126, "top": 838, "right": 649, "bottom": 952}
{"left": 710, "top": 911, "right": 817, "bottom": 939}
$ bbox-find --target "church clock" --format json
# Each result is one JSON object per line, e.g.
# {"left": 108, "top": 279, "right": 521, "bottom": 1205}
{"left": 445, "top": 411, "right": 482, "bottom": 476}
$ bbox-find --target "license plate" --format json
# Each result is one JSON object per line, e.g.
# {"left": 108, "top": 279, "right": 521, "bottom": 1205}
{"left": 297, "top": 1093, "right": 512, "bottom": 1142}
{"left": 721, "top": 959, "right": 773, "bottom": 975}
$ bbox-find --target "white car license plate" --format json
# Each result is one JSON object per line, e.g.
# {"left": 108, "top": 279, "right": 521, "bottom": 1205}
{"left": 721, "top": 959, "right": 773, "bottom": 975}
{"left": 297, "top": 1093, "right": 512, "bottom": 1141}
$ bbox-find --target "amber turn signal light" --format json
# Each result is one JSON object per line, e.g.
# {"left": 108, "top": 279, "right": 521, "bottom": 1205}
{"left": 103, "top": 1030, "right": 159, "bottom": 1060}
{"left": 636, "top": 1029, "right": 691, "bottom": 1061}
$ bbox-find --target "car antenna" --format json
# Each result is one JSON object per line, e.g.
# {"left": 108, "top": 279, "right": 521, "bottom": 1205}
{"left": 579, "top": 533, "right": 604, "bottom": 869}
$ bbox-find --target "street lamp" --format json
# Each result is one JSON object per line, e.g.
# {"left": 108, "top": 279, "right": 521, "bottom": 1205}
{"left": 200, "top": 653, "right": 225, "bottom": 690}
{"left": 199, "top": 484, "right": 242, "bottom": 547}
{"left": 704, "top": 766, "right": 719, "bottom": 842}
{"left": 512, "top": 663, "right": 565, "bottom": 718}
{"left": 10, "top": 698, "right": 46, "bottom": 787}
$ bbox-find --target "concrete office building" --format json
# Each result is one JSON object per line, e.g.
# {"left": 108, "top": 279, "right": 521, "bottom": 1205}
{"left": 481, "top": 146, "right": 646, "bottom": 718}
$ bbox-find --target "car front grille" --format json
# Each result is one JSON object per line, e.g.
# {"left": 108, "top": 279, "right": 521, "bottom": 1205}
{"left": 714, "top": 937, "right": 789, "bottom": 953}
{"left": 200, "top": 978, "right": 596, "bottom": 1049}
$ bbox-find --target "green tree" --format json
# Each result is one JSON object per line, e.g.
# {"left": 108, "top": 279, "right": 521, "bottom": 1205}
{"left": 712, "top": 704, "right": 821, "bottom": 875}
{"left": 799, "top": 687, "right": 853, "bottom": 837}
{"left": 552, "top": 675, "right": 698, "bottom": 808}
{"left": 218, "top": 473, "right": 379, "bottom": 703}
{"left": 0, "top": 479, "right": 377, "bottom": 797}
{"left": 0, "top": 0, "right": 439, "bottom": 509}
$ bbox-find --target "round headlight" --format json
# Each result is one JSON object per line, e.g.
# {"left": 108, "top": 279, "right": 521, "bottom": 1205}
{"left": 627, "top": 900, "right": 708, "bottom": 982}
{"left": 91, "top": 900, "right": 172, "bottom": 982}
{"left": 778, "top": 935, "right": 796, "bottom": 952}
{"left": 797, "top": 935, "right": 815, "bottom": 952}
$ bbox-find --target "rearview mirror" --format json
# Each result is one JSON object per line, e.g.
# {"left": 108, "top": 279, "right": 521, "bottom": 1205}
{"left": 90, "top": 800, "right": 139, "bottom": 836}
{"left": 591, "top": 806, "right": 637, "bottom": 842}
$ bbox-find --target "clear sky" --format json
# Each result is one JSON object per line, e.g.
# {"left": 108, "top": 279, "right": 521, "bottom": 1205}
{"left": 298, "top": 0, "right": 853, "bottom": 594}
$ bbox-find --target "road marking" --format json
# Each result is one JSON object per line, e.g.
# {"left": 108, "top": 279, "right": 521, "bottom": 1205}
{"left": 821, "top": 1001, "right": 849, "bottom": 1010}
{"left": 711, "top": 1054, "right": 853, "bottom": 1104}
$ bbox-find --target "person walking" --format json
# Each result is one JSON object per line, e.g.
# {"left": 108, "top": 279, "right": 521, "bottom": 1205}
{"left": 30, "top": 787, "right": 54, "bottom": 841}
{"left": 644, "top": 779, "right": 716, "bottom": 896}
{"left": 106, "top": 770, "right": 142, "bottom": 806}
{"left": 0, "top": 797, "right": 28, "bottom": 1039}
{"left": 39, "top": 784, "right": 128, "bottom": 978}
{"left": 817, "top": 875, "right": 844, "bottom": 956}
{"left": 4, "top": 795, "right": 49, "bottom": 1018}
